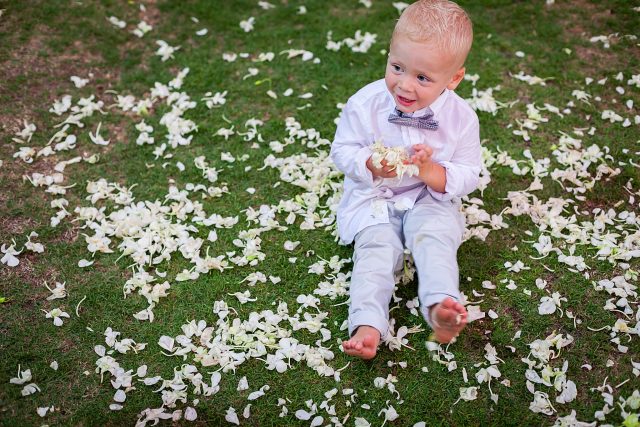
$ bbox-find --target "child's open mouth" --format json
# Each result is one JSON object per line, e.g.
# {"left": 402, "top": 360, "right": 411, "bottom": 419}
{"left": 396, "top": 95, "right": 415, "bottom": 107}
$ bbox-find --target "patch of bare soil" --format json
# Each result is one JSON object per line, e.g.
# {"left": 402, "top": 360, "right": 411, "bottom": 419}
{"left": 549, "top": 1, "right": 621, "bottom": 69}
{"left": 0, "top": 0, "right": 162, "bottom": 135}
{"left": 0, "top": 0, "right": 166, "bottom": 272}
{"left": 0, "top": 21, "right": 115, "bottom": 229}
{"left": 0, "top": 20, "right": 110, "bottom": 270}
{"left": 0, "top": 255, "right": 57, "bottom": 296}
{"left": 2, "top": 3, "right": 164, "bottom": 137}
{"left": 0, "top": 167, "right": 45, "bottom": 247}
{"left": 0, "top": 140, "right": 75, "bottom": 243}
{"left": 119, "top": 0, "right": 163, "bottom": 75}
{"left": 56, "top": 225, "right": 79, "bottom": 244}
{"left": 0, "top": 214, "right": 38, "bottom": 239}
{"left": 0, "top": 27, "right": 109, "bottom": 129}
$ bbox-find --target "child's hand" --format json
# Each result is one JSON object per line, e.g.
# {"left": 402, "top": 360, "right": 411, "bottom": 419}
{"left": 408, "top": 144, "right": 434, "bottom": 168}
{"left": 366, "top": 156, "right": 398, "bottom": 179}
{"left": 408, "top": 144, "right": 437, "bottom": 183}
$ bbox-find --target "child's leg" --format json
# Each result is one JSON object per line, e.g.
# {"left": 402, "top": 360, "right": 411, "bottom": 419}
{"left": 404, "top": 196, "right": 467, "bottom": 343}
{"left": 344, "top": 216, "right": 404, "bottom": 359}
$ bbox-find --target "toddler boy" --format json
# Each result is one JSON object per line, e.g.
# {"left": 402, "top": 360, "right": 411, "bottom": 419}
{"left": 330, "top": 0, "right": 481, "bottom": 359}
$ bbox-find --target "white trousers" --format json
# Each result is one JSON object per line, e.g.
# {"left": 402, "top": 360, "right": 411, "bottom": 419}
{"left": 348, "top": 193, "right": 465, "bottom": 339}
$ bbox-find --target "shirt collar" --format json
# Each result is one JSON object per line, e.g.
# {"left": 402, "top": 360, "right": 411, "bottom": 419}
{"left": 386, "top": 88, "right": 450, "bottom": 117}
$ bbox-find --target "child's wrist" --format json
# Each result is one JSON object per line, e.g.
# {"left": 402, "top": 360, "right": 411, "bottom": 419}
{"left": 419, "top": 161, "right": 433, "bottom": 183}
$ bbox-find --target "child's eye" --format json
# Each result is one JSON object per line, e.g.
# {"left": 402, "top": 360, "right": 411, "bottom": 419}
{"left": 417, "top": 75, "right": 430, "bottom": 83}
{"left": 392, "top": 64, "right": 402, "bottom": 72}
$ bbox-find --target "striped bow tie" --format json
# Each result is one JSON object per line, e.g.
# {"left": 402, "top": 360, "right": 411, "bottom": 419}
{"left": 388, "top": 107, "right": 439, "bottom": 130}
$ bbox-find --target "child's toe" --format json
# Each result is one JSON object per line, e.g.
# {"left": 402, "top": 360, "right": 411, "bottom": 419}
{"left": 441, "top": 297, "right": 456, "bottom": 309}
{"left": 443, "top": 308, "right": 458, "bottom": 324}
{"left": 362, "top": 335, "right": 376, "bottom": 348}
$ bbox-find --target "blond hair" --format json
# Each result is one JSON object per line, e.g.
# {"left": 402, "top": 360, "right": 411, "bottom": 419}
{"left": 391, "top": 0, "right": 473, "bottom": 68}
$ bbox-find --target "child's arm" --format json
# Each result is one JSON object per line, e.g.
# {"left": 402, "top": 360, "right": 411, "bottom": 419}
{"left": 410, "top": 119, "right": 481, "bottom": 200}
{"left": 330, "top": 99, "right": 394, "bottom": 185}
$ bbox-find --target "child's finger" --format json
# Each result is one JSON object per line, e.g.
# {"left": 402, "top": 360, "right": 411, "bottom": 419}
{"left": 411, "top": 152, "right": 426, "bottom": 164}
{"left": 413, "top": 144, "right": 433, "bottom": 156}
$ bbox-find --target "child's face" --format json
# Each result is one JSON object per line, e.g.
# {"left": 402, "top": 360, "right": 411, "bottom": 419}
{"left": 385, "top": 35, "right": 465, "bottom": 114}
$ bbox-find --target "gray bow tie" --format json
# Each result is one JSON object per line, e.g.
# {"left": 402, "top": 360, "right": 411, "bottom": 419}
{"left": 388, "top": 107, "right": 439, "bottom": 130}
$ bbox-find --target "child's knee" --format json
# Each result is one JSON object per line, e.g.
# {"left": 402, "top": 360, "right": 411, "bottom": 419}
{"left": 354, "top": 230, "right": 404, "bottom": 266}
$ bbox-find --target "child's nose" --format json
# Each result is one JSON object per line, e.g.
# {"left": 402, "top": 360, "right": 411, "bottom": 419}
{"left": 398, "top": 75, "right": 413, "bottom": 91}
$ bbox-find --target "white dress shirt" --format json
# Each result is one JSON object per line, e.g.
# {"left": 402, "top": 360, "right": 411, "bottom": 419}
{"left": 331, "top": 79, "right": 481, "bottom": 244}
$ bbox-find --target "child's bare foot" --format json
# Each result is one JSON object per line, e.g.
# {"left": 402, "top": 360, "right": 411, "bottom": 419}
{"left": 430, "top": 298, "right": 468, "bottom": 343}
{"left": 342, "top": 326, "right": 380, "bottom": 360}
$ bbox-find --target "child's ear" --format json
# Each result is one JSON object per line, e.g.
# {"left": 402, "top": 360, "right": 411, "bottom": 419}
{"left": 446, "top": 67, "right": 466, "bottom": 90}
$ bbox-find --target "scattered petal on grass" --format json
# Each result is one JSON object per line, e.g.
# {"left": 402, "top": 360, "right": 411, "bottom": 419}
{"left": 247, "top": 385, "right": 269, "bottom": 401}
{"left": 10, "top": 365, "right": 32, "bottom": 385}
{"left": 158, "top": 336, "right": 175, "bottom": 352}
{"left": 113, "top": 389, "right": 126, "bottom": 403}
{"left": 155, "top": 40, "right": 180, "bottom": 61}
{"left": 78, "top": 259, "right": 94, "bottom": 267}
{"left": 295, "top": 409, "right": 314, "bottom": 420}
{"left": 21, "top": 383, "right": 41, "bottom": 397}
{"left": 225, "top": 407, "right": 240, "bottom": 425}
{"left": 185, "top": 406, "right": 197, "bottom": 421}
{"left": 240, "top": 17, "right": 255, "bottom": 32}
{"left": 43, "top": 308, "right": 70, "bottom": 326}
{"left": 237, "top": 376, "right": 249, "bottom": 391}
{"left": 108, "top": 16, "right": 126, "bottom": 29}
{"left": 455, "top": 386, "right": 478, "bottom": 404}
{"left": 392, "top": 2, "right": 410, "bottom": 14}
{"left": 70, "top": 76, "right": 89, "bottom": 88}
{"left": 45, "top": 281, "right": 67, "bottom": 300}
{"left": 132, "top": 20, "right": 152, "bottom": 38}
{"left": 284, "top": 240, "right": 300, "bottom": 251}
{"left": 37, "top": 406, "right": 54, "bottom": 417}
{"left": 75, "top": 295, "right": 87, "bottom": 317}
{"left": 1, "top": 241, "right": 22, "bottom": 267}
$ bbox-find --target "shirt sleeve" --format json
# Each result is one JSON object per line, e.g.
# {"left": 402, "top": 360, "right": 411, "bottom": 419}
{"left": 429, "top": 117, "right": 481, "bottom": 201}
{"left": 330, "top": 98, "right": 379, "bottom": 187}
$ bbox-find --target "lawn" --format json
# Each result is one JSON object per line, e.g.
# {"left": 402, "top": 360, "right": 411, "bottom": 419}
{"left": 0, "top": 0, "right": 639, "bottom": 425}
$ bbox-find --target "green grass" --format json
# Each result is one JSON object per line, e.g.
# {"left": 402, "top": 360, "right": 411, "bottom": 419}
{"left": 1, "top": 0, "right": 639, "bottom": 426}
